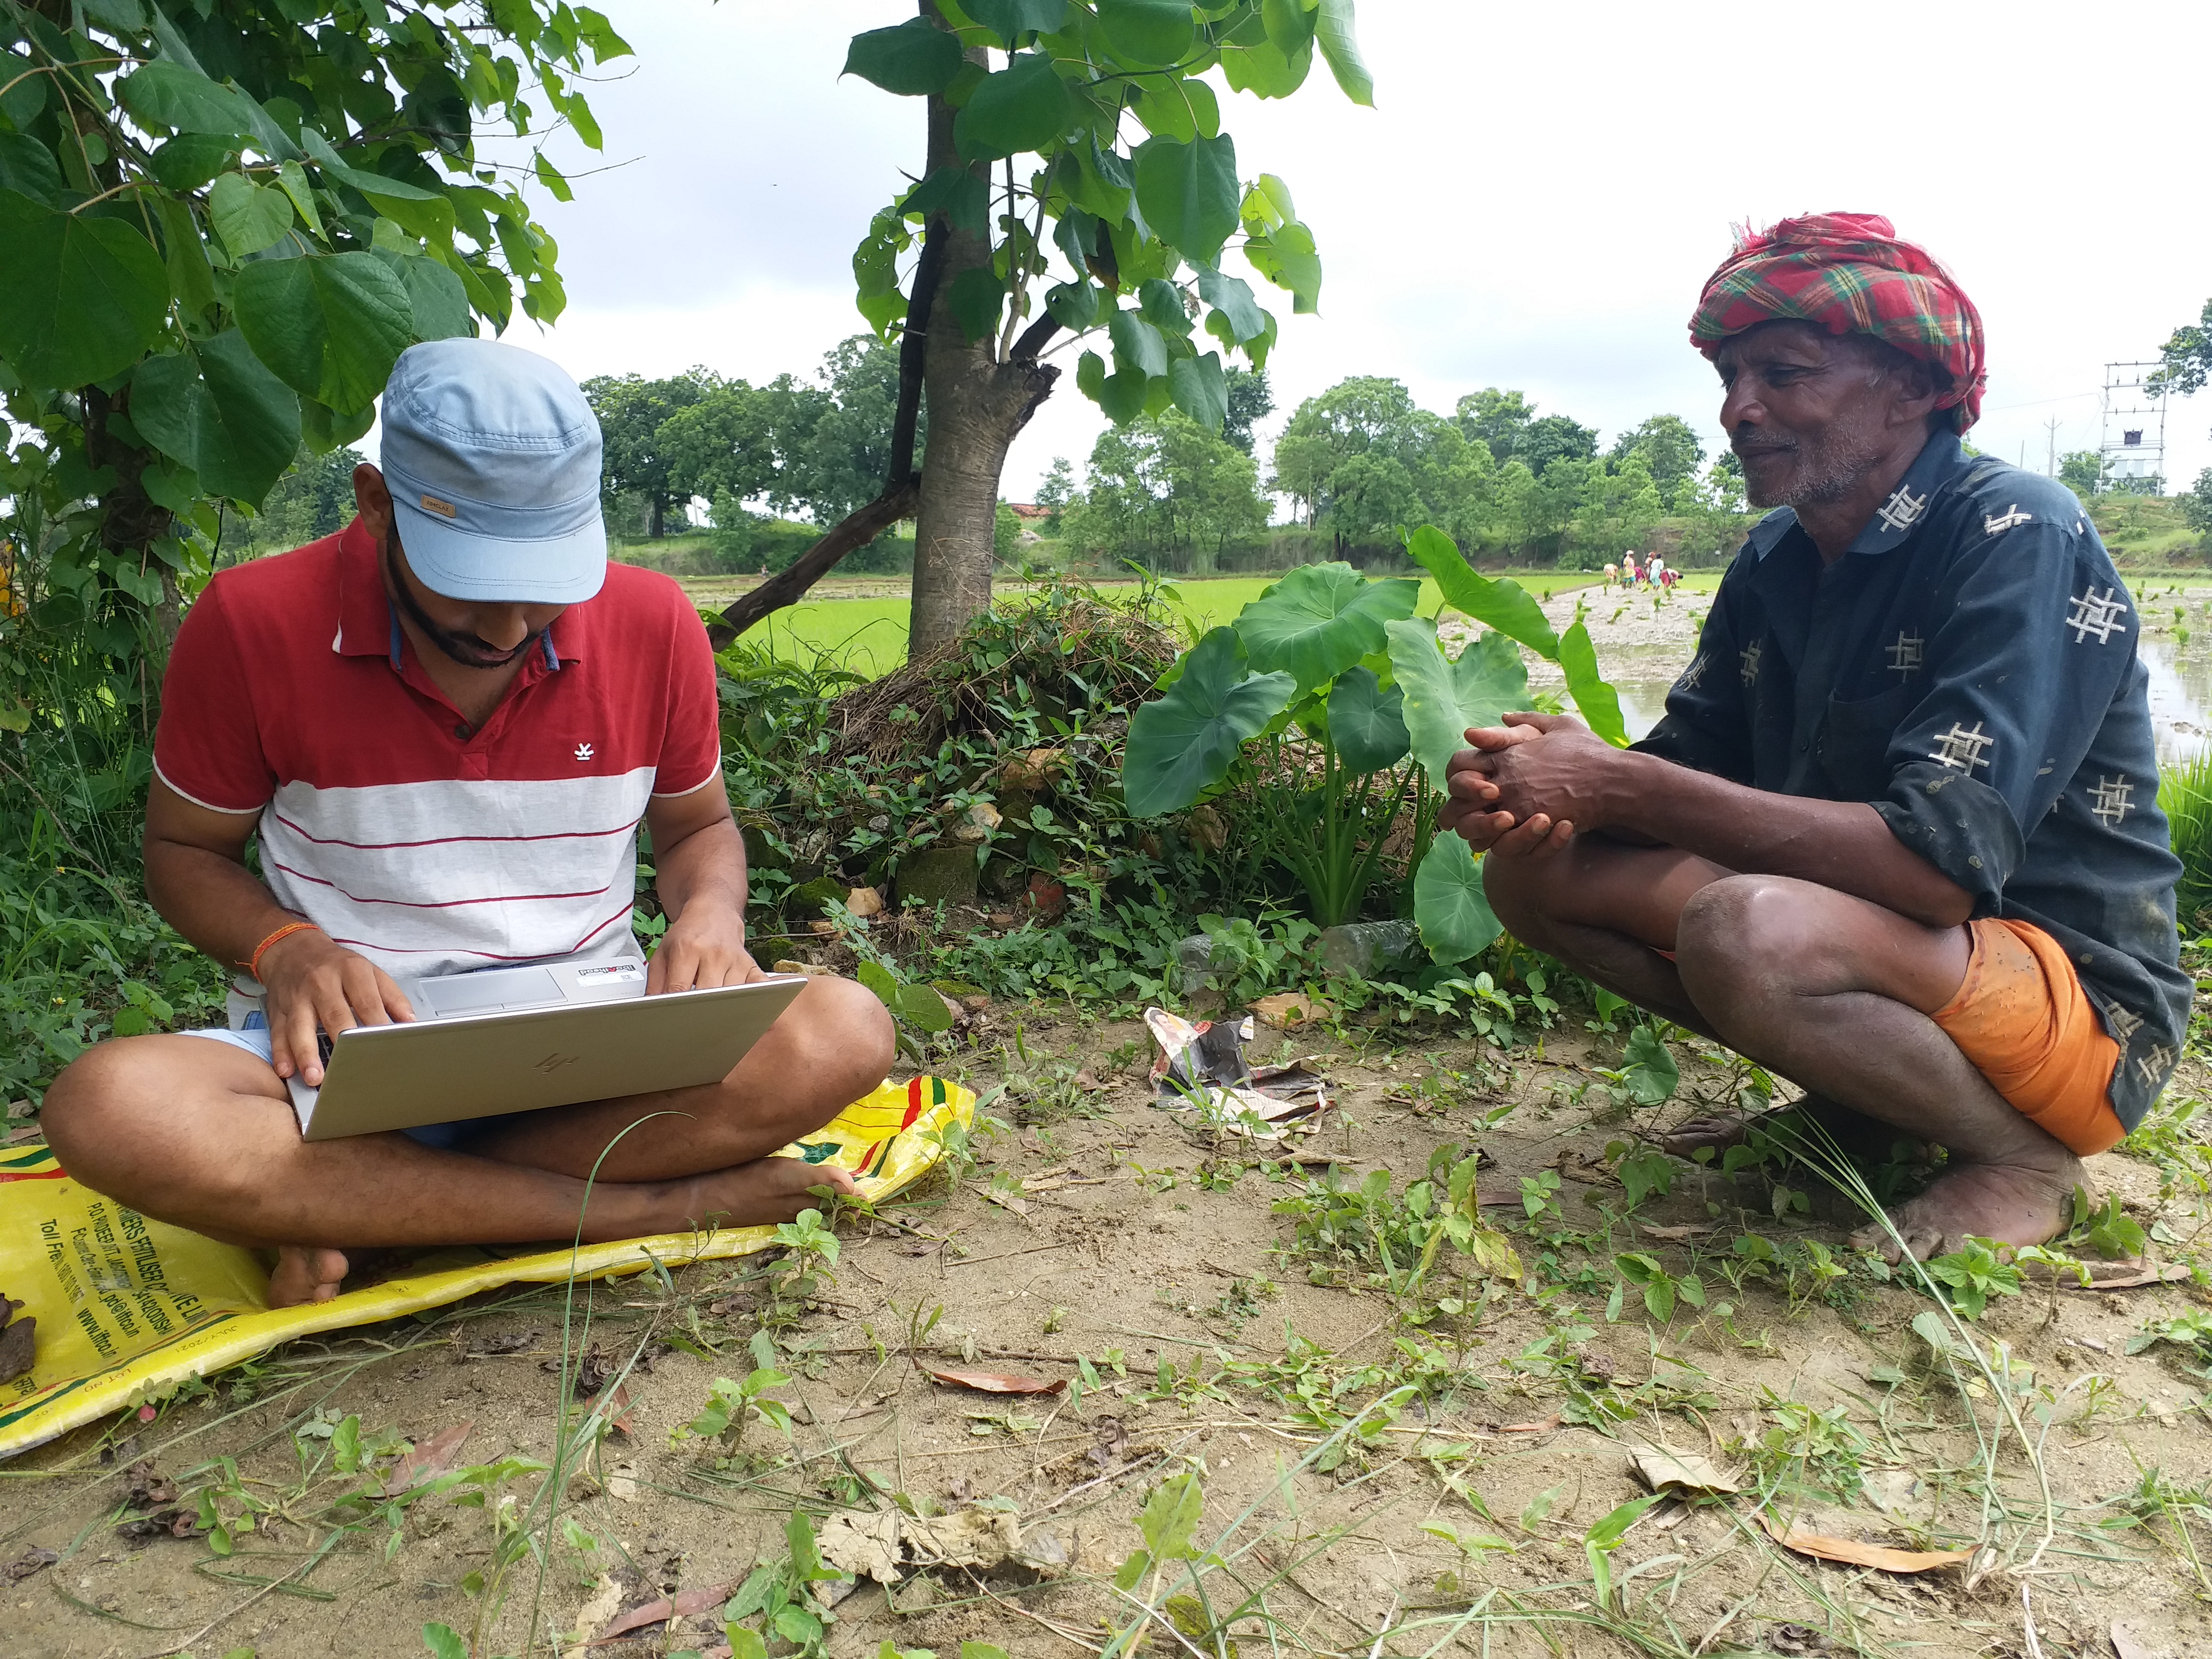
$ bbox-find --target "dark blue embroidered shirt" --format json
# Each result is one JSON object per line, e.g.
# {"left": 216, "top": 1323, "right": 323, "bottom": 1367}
{"left": 1635, "top": 431, "right": 2188, "bottom": 1130}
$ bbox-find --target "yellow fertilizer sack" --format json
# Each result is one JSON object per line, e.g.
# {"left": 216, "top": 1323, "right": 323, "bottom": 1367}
{"left": 0, "top": 1075, "right": 972, "bottom": 1459}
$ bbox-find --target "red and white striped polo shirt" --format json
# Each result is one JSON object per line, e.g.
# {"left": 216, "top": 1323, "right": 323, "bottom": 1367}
{"left": 153, "top": 517, "right": 721, "bottom": 978}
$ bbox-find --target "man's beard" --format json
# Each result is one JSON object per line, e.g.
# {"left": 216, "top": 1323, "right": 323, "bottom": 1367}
{"left": 1734, "top": 423, "right": 1887, "bottom": 510}
{"left": 383, "top": 540, "right": 542, "bottom": 670}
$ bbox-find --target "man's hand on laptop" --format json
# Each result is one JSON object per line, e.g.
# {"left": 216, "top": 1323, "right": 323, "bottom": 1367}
{"left": 259, "top": 929, "right": 417, "bottom": 1086}
{"left": 647, "top": 900, "right": 764, "bottom": 994}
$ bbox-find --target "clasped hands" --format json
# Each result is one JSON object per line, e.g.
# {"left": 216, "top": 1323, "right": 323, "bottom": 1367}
{"left": 1436, "top": 711, "right": 1625, "bottom": 860}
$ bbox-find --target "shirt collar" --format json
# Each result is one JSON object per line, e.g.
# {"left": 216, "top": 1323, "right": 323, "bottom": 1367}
{"left": 333, "top": 514, "right": 573, "bottom": 668}
{"left": 1745, "top": 430, "right": 1971, "bottom": 562}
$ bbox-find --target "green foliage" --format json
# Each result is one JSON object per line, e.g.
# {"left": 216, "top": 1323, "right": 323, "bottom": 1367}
{"left": 2127, "top": 1307, "right": 2212, "bottom": 1359}
{"left": 2164, "top": 745, "right": 2212, "bottom": 933}
{"left": 1060, "top": 408, "right": 1271, "bottom": 572}
{"left": 2065, "top": 1186, "right": 2148, "bottom": 1261}
{"left": 1607, "top": 1250, "right": 1705, "bottom": 1322}
{"left": 1384, "top": 618, "right": 1529, "bottom": 783}
{"left": 0, "top": 0, "right": 618, "bottom": 708}
{"left": 1411, "top": 832, "right": 1500, "bottom": 965}
{"left": 1234, "top": 561, "right": 1418, "bottom": 695}
{"left": 1924, "top": 1236, "right": 2023, "bottom": 1319}
{"left": 843, "top": 3, "right": 1361, "bottom": 431}
{"left": 2151, "top": 295, "right": 2212, "bottom": 398}
{"left": 1121, "top": 625, "right": 1294, "bottom": 817}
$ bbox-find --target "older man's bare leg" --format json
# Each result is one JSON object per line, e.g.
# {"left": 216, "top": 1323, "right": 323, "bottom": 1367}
{"left": 1484, "top": 846, "right": 2079, "bottom": 1256}
{"left": 41, "top": 977, "right": 894, "bottom": 1306}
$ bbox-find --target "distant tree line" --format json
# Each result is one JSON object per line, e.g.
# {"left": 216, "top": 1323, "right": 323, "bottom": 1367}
{"left": 1049, "top": 372, "right": 1754, "bottom": 571}
{"left": 584, "top": 337, "right": 918, "bottom": 573}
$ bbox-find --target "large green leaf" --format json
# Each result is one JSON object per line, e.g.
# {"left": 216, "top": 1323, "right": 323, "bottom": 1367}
{"left": 0, "top": 190, "right": 168, "bottom": 388}
{"left": 1559, "top": 619, "right": 1630, "bottom": 747}
{"left": 392, "top": 254, "right": 471, "bottom": 341}
{"left": 1325, "top": 666, "right": 1408, "bottom": 773}
{"left": 1414, "top": 833, "right": 1501, "bottom": 965}
{"left": 147, "top": 133, "right": 236, "bottom": 192}
{"left": 1107, "top": 307, "right": 1169, "bottom": 379}
{"left": 946, "top": 266, "right": 1006, "bottom": 343}
{"left": 1167, "top": 350, "right": 1226, "bottom": 431}
{"left": 1385, "top": 619, "right": 1531, "bottom": 783}
{"left": 965, "top": 0, "right": 1069, "bottom": 46}
{"left": 1243, "top": 217, "right": 1322, "bottom": 313}
{"left": 1121, "top": 627, "right": 1294, "bottom": 817}
{"left": 234, "top": 251, "right": 414, "bottom": 412}
{"left": 132, "top": 329, "right": 301, "bottom": 506}
{"left": 1405, "top": 524, "right": 1559, "bottom": 656}
{"left": 953, "top": 52, "right": 1073, "bottom": 161}
{"left": 116, "top": 60, "right": 260, "bottom": 137}
{"left": 1235, "top": 562, "right": 1419, "bottom": 696}
{"left": 1097, "top": 0, "right": 1196, "bottom": 64}
{"left": 208, "top": 171, "right": 293, "bottom": 257}
{"left": 0, "top": 132, "right": 61, "bottom": 204}
{"left": 843, "top": 17, "right": 964, "bottom": 95}
{"left": 1131, "top": 132, "right": 1238, "bottom": 265}
{"left": 1314, "top": 0, "right": 1375, "bottom": 105}
{"left": 1194, "top": 263, "right": 1266, "bottom": 343}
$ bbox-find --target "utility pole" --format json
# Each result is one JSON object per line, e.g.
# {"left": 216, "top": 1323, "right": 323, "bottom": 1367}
{"left": 2044, "top": 417, "right": 2061, "bottom": 476}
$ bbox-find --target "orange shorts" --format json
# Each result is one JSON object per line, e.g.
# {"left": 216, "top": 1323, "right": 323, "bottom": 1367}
{"left": 1930, "top": 918, "right": 2126, "bottom": 1155}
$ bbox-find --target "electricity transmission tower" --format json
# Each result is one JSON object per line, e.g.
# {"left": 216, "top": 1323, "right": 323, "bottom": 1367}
{"left": 2100, "top": 361, "right": 2168, "bottom": 493}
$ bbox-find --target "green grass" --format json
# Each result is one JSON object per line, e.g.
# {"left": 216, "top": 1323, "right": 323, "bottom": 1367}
{"left": 743, "top": 570, "right": 1650, "bottom": 681}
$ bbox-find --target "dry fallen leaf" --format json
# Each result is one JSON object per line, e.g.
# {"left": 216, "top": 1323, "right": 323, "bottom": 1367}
{"left": 385, "top": 1421, "right": 473, "bottom": 1492}
{"left": 2062, "top": 1262, "right": 2191, "bottom": 1290}
{"left": 592, "top": 1582, "right": 732, "bottom": 1643}
{"left": 845, "top": 886, "right": 884, "bottom": 919}
{"left": 1631, "top": 1445, "right": 1742, "bottom": 1497}
{"left": 2111, "top": 1620, "right": 2162, "bottom": 1659}
{"left": 585, "top": 1381, "right": 635, "bottom": 1437}
{"left": 1250, "top": 992, "right": 1336, "bottom": 1029}
{"left": 1766, "top": 1523, "right": 1971, "bottom": 1574}
{"left": 921, "top": 1365, "right": 1066, "bottom": 1396}
{"left": 562, "top": 1575, "right": 625, "bottom": 1659}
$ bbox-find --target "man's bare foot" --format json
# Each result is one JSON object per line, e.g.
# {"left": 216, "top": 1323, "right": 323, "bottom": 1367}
{"left": 1659, "top": 1093, "right": 1914, "bottom": 1163}
{"left": 268, "top": 1245, "right": 350, "bottom": 1308}
{"left": 641, "top": 1155, "right": 858, "bottom": 1237}
{"left": 1847, "top": 1154, "right": 2081, "bottom": 1262}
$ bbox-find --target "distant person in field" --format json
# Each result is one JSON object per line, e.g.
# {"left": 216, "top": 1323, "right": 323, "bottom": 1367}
{"left": 41, "top": 339, "right": 894, "bottom": 1307}
{"left": 1442, "top": 213, "right": 2185, "bottom": 1259}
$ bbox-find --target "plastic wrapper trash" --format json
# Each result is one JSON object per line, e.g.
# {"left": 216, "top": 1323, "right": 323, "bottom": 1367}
{"left": 1144, "top": 1008, "right": 1329, "bottom": 1140}
{"left": 0, "top": 1075, "right": 973, "bottom": 1458}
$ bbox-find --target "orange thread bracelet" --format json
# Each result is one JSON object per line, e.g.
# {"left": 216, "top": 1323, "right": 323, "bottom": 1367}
{"left": 245, "top": 921, "right": 320, "bottom": 981}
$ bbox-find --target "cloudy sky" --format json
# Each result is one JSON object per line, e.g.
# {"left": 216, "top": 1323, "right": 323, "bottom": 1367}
{"left": 505, "top": 1, "right": 2212, "bottom": 507}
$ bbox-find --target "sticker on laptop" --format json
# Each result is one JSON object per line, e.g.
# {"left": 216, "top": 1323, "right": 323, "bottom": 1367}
{"left": 575, "top": 962, "right": 646, "bottom": 984}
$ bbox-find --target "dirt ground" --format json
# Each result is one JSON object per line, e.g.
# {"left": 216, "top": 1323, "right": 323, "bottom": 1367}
{"left": 3, "top": 1002, "right": 2210, "bottom": 1659}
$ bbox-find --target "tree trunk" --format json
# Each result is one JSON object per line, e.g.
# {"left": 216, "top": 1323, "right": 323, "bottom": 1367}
{"left": 906, "top": 23, "right": 1058, "bottom": 661}
{"left": 649, "top": 493, "right": 665, "bottom": 538}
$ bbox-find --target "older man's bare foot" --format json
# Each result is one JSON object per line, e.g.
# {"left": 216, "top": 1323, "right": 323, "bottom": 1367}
{"left": 1847, "top": 1154, "right": 2081, "bottom": 1262}
{"left": 637, "top": 1155, "right": 857, "bottom": 1238}
{"left": 1660, "top": 1093, "right": 1916, "bottom": 1164}
{"left": 268, "top": 1246, "right": 350, "bottom": 1308}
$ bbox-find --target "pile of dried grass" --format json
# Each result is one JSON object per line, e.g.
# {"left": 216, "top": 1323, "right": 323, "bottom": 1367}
{"left": 827, "top": 586, "right": 1180, "bottom": 765}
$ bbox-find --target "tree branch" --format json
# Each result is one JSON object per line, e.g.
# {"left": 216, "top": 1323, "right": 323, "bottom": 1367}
{"left": 703, "top": 481, "right": 920, "bottom": 649}
{"left": 704, "top": 215, "right": 948, "bottom": 647}
{"left": 1010, "top": 313, "right": 1061, "bottom": 362}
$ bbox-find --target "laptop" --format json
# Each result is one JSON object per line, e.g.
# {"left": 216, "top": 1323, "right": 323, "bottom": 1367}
{"left": 282, "top": 952, "right": 808, "bottom": 1141}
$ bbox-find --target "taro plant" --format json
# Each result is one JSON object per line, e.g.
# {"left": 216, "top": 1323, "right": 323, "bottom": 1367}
{"left": 1119, "top": 526, "right": 1628, "bottom": 966}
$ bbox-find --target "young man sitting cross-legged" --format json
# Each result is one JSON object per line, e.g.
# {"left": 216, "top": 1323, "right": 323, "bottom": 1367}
{"left": 39, "top": 339, "right": 895, "bottom": 1307}
{"left": 1440, "top": 215, "right": 2188, "bottom": 1260}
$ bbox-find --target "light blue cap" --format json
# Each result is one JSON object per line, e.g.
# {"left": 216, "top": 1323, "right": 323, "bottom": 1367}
{"left": 378, "top": 338, "right": 606, "bottom": 605}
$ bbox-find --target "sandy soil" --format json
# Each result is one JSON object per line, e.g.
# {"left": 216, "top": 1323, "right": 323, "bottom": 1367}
{"left": 3, "top": 1005, "right": 2210, "bottom": 1659}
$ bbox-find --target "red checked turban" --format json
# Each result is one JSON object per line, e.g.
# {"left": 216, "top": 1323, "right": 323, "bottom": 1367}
{"left": 1688, "top": 213, "right": 1986, "bottom": 432}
